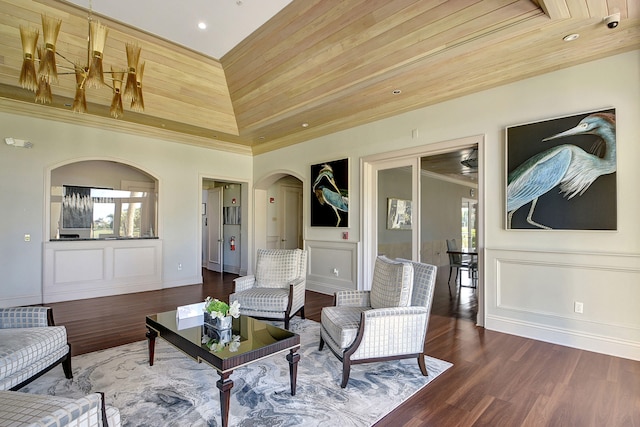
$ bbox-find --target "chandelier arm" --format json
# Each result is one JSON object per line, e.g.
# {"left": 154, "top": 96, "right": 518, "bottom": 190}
{"left": 55, "top": 51, "right": 78, "bottom": 68}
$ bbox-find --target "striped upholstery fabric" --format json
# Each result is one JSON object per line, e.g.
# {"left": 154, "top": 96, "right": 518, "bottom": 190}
{"left": 0, "top": 327, "right": 68, "bottom": 391}
{"left": 255, "top": 249, "right": 303, "bottom": 288}
{"left": 0, "top": 390, "right": 121, "bottom": 427}
{"left": 369, "top": 256, "right": 413, "bottom": 309}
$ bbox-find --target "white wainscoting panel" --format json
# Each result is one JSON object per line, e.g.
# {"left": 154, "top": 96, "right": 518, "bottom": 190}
{"left": 485, "top": 248, "right": 640, "bottom": 361}
{"left": 54, "top": 249, "right": 104, "bottom": 283}
{"left": 43, "top": 239, "right": 163, "bottom": 303}
{"left": 306, "top": 240, "right": 359, "bottom": 295}
{"left": 113, "top": 246, "right": 158, "bottom": 278}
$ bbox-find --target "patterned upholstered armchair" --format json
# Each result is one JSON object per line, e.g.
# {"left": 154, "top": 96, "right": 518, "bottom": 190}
{"left": 0, "top": 390, "right": 121, "bottom": 427}
{"left": 319, "top": 256, "right": 437, "bottom": 388}
{"left": 230, "top": 248, "right": 308, "bottom": 330}
{"left": 0, "top": 306, "right": 72, "bottom": 391}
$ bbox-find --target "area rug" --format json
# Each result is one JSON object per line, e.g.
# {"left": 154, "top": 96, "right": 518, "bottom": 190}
{"left": 22, "top": 318, "right": 451, "bottom": 426}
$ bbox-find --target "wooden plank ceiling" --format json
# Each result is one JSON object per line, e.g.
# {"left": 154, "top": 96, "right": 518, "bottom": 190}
{"left": 0, "top": 0, "right": 638, "bottom": 155}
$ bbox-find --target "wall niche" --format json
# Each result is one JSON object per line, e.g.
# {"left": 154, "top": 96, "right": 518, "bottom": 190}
{"left": 50, "top": 160, "right": 158, "bottom": 240}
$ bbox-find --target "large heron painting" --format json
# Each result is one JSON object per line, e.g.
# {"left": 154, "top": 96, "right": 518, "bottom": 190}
{"left": 311, "top": 158, "right": 349, "bottom": 227}
{"left": 506, "top": 109, "right": 616, "bottom": 230}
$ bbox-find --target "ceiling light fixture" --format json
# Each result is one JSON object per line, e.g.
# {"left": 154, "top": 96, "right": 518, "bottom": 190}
{"left": 392, "top": 89, "right": 402, "bottom": 95}
{"left": 198, "top": 22, "right": 207, "bottom": 30}
{"left": 302, "top": 122, "right": 309, "bottom": 128}
{"left": 461, "top": 148, "right": 478, "bottom": 169}
{"left": 18, "top": 1, "right": 144, "bottom": 118}
{"left": 563, "top": 33, "right": 579, "bottom": 42}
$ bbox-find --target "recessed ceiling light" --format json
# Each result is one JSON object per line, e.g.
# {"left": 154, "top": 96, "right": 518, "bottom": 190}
{"left": 302, "top": 123, "right": 309, "bottom": 128}
{"left": 198, "top": 22, "right": 207, "bottom": 30}
{"left": 392, "top": 89, "right": 402, "bottom": 95}
{"left": 563, "top": 33, "right": 579, "bottom": 42}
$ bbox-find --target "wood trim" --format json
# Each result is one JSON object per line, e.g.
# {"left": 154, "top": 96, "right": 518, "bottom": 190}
{"left": 0, "top": 0, "right": 637, "bottom": 153}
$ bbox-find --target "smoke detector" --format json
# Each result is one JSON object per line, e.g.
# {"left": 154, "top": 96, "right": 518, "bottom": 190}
{"left": 4, "top": 137, "right": 33, "bottom": 148}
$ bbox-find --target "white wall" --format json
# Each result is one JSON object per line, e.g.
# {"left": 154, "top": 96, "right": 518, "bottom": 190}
{"left": 0, "top": 112, "right": 252, "bottom": 306}
{"left": 253, "top": 50, "right": 640, "bottom": 360}
{"left": 1, "top": 51, "right": 637, "bottom": 360}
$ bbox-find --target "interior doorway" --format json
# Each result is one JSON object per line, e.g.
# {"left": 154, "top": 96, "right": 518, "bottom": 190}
{"left": 280, "top": 183, "right": 303, "bottom": 249}
{"left": 362, "top": 135, "right": 484, "bottom": 325}
{"left": 201, "top": 178, "right": 245, "bottom": 275}
{"left": 265, "top": 175, "right": 303, "bottom": 250}
{"left": 253, "top": 172, "right": 304, "bottom": 256}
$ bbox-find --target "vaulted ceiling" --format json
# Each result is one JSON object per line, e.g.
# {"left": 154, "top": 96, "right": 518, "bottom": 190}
{"left": 0, "top": 0, "right": 638, "bottom": 155}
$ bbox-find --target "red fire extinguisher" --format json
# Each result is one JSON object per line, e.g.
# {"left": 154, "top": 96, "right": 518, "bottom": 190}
{"left": 230, "top": 236, "right": 236, "bottom": 251}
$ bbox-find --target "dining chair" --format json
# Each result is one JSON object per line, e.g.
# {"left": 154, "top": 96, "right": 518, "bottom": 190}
{"left": 446, "top": 239, "right": 477, "bottom": 295}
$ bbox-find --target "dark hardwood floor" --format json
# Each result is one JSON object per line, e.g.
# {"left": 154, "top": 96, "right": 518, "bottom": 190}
{"left": 47, "top": 269, "right": 639, "bottom": 426}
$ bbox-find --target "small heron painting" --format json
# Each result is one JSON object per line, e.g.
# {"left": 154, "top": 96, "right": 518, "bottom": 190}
{"left": 311, "top": 158, "right": 349, "bottom": 227}
{"left": 506, "top": 109, "right": 616, "bottom": 230}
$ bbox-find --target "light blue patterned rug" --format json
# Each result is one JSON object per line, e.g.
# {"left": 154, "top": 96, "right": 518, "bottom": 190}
{"left": 21, "top": 318, "right": 451, "bottom": 426}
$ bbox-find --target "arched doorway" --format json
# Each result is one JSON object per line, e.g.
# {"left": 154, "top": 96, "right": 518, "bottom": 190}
{"left": 253, "top": 171, "right": 304, "bottom": 256}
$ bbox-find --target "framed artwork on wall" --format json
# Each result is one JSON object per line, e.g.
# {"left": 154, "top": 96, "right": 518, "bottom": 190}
{"left": 62, "top": 185, "right": 93, "bottom": 229}
{"left": 311, "top": 158, "right": 349, "bottom": 227}
{"left": 387, "top": 198, "right": 412, "bottom": 229}
{"left": 505, "top": 108, "right": 616, "bottom": 230}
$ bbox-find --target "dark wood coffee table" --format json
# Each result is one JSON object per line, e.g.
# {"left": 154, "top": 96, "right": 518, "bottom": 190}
{"left": 145, "top": 311, "right": 300, "bottom": 427}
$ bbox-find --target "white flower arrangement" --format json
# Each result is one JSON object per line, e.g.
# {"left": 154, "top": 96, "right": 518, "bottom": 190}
{"left": 202, "top": 297, "right": 241, "bottom": 352}
{"left": 202, "top": 334, "right": 241, "bottom": 352}
{"left": 203, "top": 297, "right": 240, "bottom": 319}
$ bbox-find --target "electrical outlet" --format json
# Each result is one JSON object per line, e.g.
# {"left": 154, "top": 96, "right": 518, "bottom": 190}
{"left": 24, "top": 234, "right": 31, "bottom": 242}
{"left": 574, "top": 301, "right": 584, "bottom": 314}
{"left": 178, "top": 263, "right": 183, "bottom": 271}
{"left": 333, "top": 268, "right": 339, "bottom": 276}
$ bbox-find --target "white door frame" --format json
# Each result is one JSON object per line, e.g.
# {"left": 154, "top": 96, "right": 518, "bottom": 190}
{"left": 199, "top": 175, "right": 252, "bottom": 280}
{"left": 206, "top": 187, "right": 223, "bottom": 272}
{"left": 366, "top": 157, "right": 421, "bottom": 268}
{"left": 361, "top": 134, "right": 485, "bottom": 326}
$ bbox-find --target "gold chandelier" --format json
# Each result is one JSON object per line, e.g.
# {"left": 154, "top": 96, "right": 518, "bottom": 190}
{"left": 18, "top": 9, "right": 144, "bottom": 119}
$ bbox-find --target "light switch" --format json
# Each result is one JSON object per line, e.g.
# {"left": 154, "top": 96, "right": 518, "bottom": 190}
{"left": 24, "top": 234, "right": 31, "bottom": 242}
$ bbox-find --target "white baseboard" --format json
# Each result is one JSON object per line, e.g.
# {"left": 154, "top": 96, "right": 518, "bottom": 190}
{"left": 163, "top": 275, "right": 202, "bottom": 289}
{"left": 0, "top": 294, "right": 43, "bottom": 308}
{"left": 486, "top": 314, "right": 640, "bottom": 361}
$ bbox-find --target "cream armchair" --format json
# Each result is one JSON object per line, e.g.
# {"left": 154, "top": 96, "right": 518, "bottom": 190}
{"left": 319, "top": 256, "right": 437, "bottom": 388}
{"left": 230, "top": 248, "right": 308, "bottom": 330}
{"left": 0, "top": 390, "right": 121, "bottom": 427}
{"left": 0, "top": 306, "right": 72, "bottom": 391}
